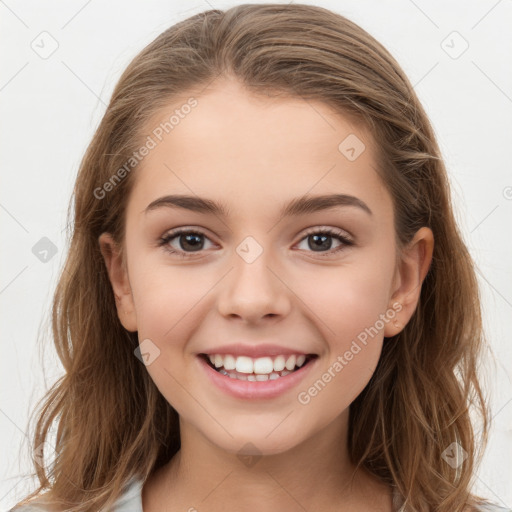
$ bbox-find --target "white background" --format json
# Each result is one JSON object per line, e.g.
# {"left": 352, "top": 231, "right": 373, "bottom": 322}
{"left": 1, "top": 0, "right": 511, "bottom": 509}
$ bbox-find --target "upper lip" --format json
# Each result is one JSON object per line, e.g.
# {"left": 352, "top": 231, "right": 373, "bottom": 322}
{"left": 199, "top": 343, "right": 316, "bottom": 358}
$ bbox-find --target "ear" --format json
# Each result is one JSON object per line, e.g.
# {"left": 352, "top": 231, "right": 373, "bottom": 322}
{"left": 98, "top": 232, "right": 138, "bottom": 332}
{"left": 384, "top": 227, "right": 434, "bottom": 337}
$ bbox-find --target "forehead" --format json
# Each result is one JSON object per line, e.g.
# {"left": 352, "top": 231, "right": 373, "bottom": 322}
{"left": 127, "top": 78, "right": 390, "bottom": 219}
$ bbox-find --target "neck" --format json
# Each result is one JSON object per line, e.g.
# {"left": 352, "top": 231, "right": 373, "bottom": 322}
{"left": 142, "top": 410, "right": 394, "bottom": 512}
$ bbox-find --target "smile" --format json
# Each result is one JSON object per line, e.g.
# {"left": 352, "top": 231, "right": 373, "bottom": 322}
{"left": 201, "top": 353, "right": 316, "bottom": 381}
{"left": 197, "top": 353, "right": 319, "bottom": 399}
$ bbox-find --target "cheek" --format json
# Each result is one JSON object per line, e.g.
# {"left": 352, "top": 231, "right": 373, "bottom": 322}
{"left": 294, "top": 257, "right": 395, "bottom": 345}
{"left": 291, "top": 259, "right": 393, "bottom": 406}
{"left": 129, "top": 256, "right": 211, "bottom": 340}
{"left": 294, "top": 285, "right": 388, "bottom": 419}
{"left": 127, "top": 263, "right": 205, "bottom": 415}
{"left": 296, "top": 343, "right": 381, "bottom": 423}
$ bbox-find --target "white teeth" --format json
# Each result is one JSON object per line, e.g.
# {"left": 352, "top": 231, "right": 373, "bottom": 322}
{"left": 253, "top": 357, "right": 274, "bottom": 374}
{"left": 235, "top": 356, "right": 253, "bottom": 374}
{"left": 216, "top": 366, "right": 295, "bottom": 381}
{"left": 273, "top": 355, "right": 286, "bottom": 372}
{"left": 285, "top": 355, "right": 296, "bottom": 371}
{"left": 223, "top": 354, "right": 236, "bottom": 371}
{"left": 205, "top": 352, "right": 312, "bottom": 379}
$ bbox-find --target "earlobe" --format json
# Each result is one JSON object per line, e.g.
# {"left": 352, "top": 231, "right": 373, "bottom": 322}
{"left": 98, "top": 232, "right": 138, "bottom": 332}
{"left": 384, "top": 227, "right": 434, "bottom": 337}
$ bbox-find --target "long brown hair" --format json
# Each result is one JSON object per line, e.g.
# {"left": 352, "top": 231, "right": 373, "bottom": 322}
{"left": 12, "top": 4, "right": 492, "bottom": 511}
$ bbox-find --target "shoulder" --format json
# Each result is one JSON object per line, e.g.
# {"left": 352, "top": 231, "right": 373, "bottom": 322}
{"left": 9, "top": 495, "right": 55, "bottom": 512}
{"left": 10, "top": 507, "right": 42, "bottom": 512}
{"left": 10, "top": 476, "right": 144, "bottom": 512}
{"left": 10, "top": 503, "right": 52, "bottom": 512}
{"left": 392, "top": 487, "right": 511, "bottom": 512}
{"left": 471, "top": 503, "right": 512, "bottom": 512}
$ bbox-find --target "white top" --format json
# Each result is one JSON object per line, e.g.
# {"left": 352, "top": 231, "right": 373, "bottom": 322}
{"left": 11, "top": 477, "right": 512, "bottom": 511}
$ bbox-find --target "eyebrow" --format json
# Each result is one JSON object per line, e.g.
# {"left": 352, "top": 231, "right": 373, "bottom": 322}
{"left": 144, "top": 193, "right": 372, "bottom": 217}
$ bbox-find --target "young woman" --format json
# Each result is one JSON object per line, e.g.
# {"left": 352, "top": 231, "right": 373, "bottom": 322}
{"left": 11, "top": 4, "right": 510, "bottom": 511}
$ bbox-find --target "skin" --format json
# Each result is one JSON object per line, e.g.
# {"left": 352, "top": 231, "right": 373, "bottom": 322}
{"left": 99, "top": 77, "right": 433, "bottom": 512}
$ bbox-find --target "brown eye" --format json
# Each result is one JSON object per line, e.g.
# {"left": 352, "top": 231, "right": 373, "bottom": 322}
{"left": 296, "top": 228, "right": 353, "bottom": 255}
{"left": 159, "top": 229, "right": 214, "bottom": 257}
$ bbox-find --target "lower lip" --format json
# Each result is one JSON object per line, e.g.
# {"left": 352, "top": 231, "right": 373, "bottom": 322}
{"left": 197, "top": 355, "right": 317, "bottom": 400}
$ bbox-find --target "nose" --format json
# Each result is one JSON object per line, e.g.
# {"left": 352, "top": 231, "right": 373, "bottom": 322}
{"left": 216, "top": 247, "right": 292, "bottom": 324}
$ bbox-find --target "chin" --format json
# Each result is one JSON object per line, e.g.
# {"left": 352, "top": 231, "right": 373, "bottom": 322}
{"left": 205, "top": 427, "right": 302, "bottom": 458}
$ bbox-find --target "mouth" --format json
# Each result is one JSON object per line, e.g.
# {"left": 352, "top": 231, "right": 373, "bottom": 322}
{"left": 198, "top": 353, "right": 318, "bottom": 381}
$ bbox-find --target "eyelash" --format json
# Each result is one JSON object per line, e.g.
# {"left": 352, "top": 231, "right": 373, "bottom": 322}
{"left": 158, "top": 227, "right": 354, "bottom": 259}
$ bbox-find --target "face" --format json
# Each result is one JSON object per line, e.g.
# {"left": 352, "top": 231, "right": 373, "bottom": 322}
{"left": 99, "top": 77, "right": 432, "bottom": 457}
